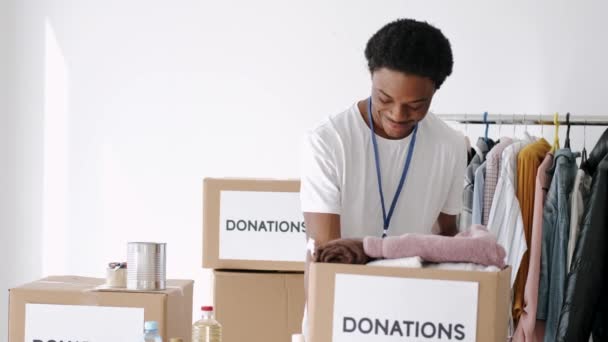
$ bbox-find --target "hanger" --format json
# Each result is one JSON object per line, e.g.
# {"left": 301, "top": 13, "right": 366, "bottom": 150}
{"left": 565, "top": 112, "right": 571, "bottom": 149}
{"left": 523, "top": 113, "right": 533, "bottom": 141}
{"left": 498, "top": 113, "right": 502, "bottom": 137}
{"left": 580, "top": 119, "right": 588, "bottom": 168}
{"left": 463, "top": 113, "right": 472, "bottom": 157}
{"left": 513, "top": 113, "right": 516, "bottom": 137}
{"left": 483, "top": 111, "right": 490, "bottom": 143}
{"left": 540, "top": 113, "right": 544, "bottom": 138}
{"left": 551, "top": 112, "right": 560, "bottom": 152}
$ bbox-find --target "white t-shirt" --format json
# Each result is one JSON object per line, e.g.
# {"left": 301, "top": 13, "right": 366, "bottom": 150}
{"left": 300, "top": 102, "right": 467, "bottom": 238}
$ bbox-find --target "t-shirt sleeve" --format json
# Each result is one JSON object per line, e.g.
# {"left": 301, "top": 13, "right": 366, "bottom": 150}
{"left": 441, "top": 137, "right": 467, "bottom": 215}
{"left": 300, "top": 131, "right": 341, "bottom": 214}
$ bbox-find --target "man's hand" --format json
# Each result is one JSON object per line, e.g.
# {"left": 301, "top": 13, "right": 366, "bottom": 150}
{"left": 303, "top": 212, "right": 341, "bottom": 301}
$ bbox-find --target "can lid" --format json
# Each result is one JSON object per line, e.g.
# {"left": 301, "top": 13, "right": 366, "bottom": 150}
{"left": 201, "top": 306, "right": 214, "bottom": 312}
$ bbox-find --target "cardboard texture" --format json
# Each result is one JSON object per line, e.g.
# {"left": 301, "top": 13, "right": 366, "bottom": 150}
{"left": 203, "top": 178, "right": 305, "bottom": 271}
{"left": 213, "top": 270, "right": 305, "bottom": 342}
{"left": 8, "top": 276, "right": 194, "bottom": 342}
{"left": 308, "top": 263, "right": 511, "bottom": 342}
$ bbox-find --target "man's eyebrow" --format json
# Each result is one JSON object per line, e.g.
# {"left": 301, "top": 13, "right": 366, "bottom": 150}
{"left": 378, "top": 89, "right": 393, "bottom": 99}
{"left": 406, "top": 98, "right": 429, "bottom": 104}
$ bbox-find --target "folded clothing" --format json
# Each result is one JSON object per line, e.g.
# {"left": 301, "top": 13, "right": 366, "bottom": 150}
{"left": 363, "top": 225, "right": 506, "bottom": 268}
{"left": 315, "top": 238, "right": 371, "bottom": 264}
{"left": 425, "top": 262, "right": 500, "bottom": 272}
{"left": 366, "top": 256, "right": 423, "bottom": 268}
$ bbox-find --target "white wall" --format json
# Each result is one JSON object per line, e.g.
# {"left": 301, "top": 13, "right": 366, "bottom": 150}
{"left": 1, "top": 1, "right": 45, "bottom": 341}
{"left": 3, "top": 0, "right": 608, "bottom": 338}
{"left": 0, "top": 0, "right": 13, "bottom": 338}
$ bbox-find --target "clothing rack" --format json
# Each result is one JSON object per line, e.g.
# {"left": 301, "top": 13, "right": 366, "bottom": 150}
{"left": 435, "top": 114, "right": 608, "bottom": 126}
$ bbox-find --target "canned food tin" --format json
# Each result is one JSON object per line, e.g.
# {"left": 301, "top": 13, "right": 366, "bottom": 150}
{"left": 127, "top": 242, "right": 166, "bottom": 290}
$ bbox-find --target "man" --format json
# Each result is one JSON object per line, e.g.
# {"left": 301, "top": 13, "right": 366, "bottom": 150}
{"left": 300, "top": 18, "right": 466, "bottom": 293}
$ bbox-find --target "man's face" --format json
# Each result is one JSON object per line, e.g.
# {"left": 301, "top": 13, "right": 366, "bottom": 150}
{"left": 370, "top": 68, "right": 436, "bottom": 139}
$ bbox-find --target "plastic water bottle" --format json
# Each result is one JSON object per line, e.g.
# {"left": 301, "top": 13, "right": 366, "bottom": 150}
{"left": 192, "top": 306, "right": 222, "bottom": 342}
{"left": 143, "top": 321, "right": 163, "bottom": 342}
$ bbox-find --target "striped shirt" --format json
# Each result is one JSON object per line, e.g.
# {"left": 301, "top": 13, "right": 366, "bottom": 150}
{"left": 483, "top": 138, "right": 514, "bottom": 225}
{"left": 487, "top": 138, "right": 534, "bottom": 285}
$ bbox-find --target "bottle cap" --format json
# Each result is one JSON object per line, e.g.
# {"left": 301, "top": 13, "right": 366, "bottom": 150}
{"left": 144, "top": 321, "right": 158, "bottom": 331}
{"left": 202, "top": 306, "right": 214, "bottom": 312}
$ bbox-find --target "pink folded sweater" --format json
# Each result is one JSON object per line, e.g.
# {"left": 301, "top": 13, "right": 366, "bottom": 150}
{"left": 363, "top": 225, "right": 506, "bottom": 268}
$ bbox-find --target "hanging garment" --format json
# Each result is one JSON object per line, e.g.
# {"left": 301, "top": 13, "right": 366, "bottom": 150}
{"left": 536, "top": 149, "right": 578, "bottom": 342}
{"left": 483, "top": 137, "right": 514, "bottom": 225}
{"left": 513, "top": 153, "right": 553, "bottom": 342}
{"left": 487, "top": 138, "right": 534, "bottom": 285}
{"left": 472, "top": 161, "right": 487, "bottom": 225}
{"left": 557, "top": 129, "right": 608, "bottom": 341}
{"left": 512, "top": 139, "right": 551, "bottom": 323}
{"left": 567, "top": 169, "right": 591, "bottom": 271}
{"left": 466, "top": 136, "right": 475, "bottom": 164}
{"left": 363, "top": 224, "right": 506, "bottom": 268}
{"left": 314, "top": 238, "right": 370, "bottom": 264}
{"left": 461, "top": 138, "right": 494, "bottom": 229}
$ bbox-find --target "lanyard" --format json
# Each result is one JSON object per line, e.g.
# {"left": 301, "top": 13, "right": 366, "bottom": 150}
{"left": 368, "top": 98, "right": 418, "bottom": 238}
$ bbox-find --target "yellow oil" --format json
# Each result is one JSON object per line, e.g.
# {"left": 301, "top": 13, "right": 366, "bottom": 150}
{"left": 192, "top": 307, "right": 222, "bottom": 342}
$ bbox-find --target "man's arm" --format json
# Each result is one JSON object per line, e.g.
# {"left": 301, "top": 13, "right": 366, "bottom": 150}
{"left": 303, "top": 212, "right": 341, "bottom": 302}
{"left": 437, "top": 212, "right": 458, "bottom": 236}
{"left": 437, "top": 135, "right": 467, "bottom": 237}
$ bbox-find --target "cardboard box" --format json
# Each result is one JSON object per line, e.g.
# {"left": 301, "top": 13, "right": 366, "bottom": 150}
{"left": 203, "top": 178, "right": 306, "bottom": 271}
{"left": 9, "top": 276, "right": 193, "bottom": 342}
{"left": 213, "top": 270, "right": 305, "bottom": 342}
{"left": 308, "top": 263, "right": 511, "bottom": 342}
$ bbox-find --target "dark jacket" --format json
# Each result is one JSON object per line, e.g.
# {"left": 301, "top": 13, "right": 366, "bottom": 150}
{"left": 556, "top": 128, "right": 608, "bottom": 341}
{"left": 536, "top": 149, "right": 578, "bottom": 342}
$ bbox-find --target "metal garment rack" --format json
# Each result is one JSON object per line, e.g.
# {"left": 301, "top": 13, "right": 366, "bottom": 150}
{"left": 435, "top": 114, "right": 608, "bottom": 126}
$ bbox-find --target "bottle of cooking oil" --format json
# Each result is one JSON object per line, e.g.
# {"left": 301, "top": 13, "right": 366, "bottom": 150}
{"left": 192, "top": 306, "right": 222, "bottom": 342}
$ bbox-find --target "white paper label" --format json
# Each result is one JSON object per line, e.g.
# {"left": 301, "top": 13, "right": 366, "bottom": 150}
{"left": 332, "top": 274, "right": 479, "bottom": 342}
{"left": 219, "top": 190, "right": 306, "bottom": 262}
{"left": 25, "top": 304, "right": 144, "bottom": 342}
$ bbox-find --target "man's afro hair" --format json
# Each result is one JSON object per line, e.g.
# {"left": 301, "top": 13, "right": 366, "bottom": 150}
{"left": 365, "top": 18, "right": 453, "bottom": 89}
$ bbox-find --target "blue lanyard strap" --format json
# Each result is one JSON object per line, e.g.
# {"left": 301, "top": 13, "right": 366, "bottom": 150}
{"left": 368, "top": 98, "right": 418, "bottom": 238}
